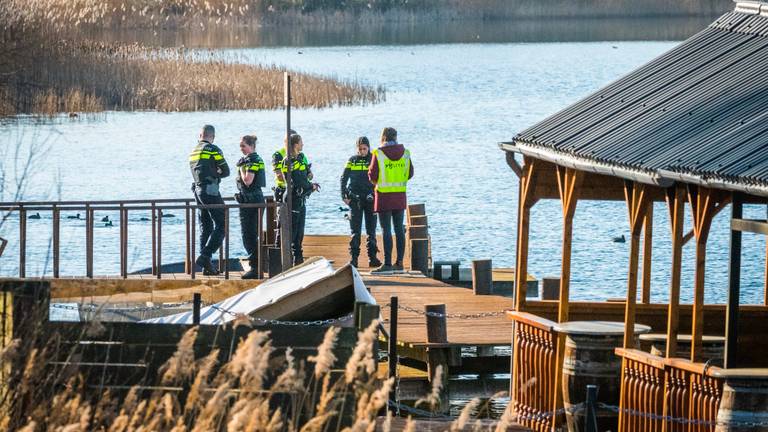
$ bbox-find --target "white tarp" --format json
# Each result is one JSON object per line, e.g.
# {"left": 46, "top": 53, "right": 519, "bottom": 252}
{"left": 142, "top": 257, "right": 376, "bottom": 325}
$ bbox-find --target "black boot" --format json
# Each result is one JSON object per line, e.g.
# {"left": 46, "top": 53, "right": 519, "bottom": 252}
{"left": 242, "top": 260, "right": 259, "bottom": 279}
{"left": 195, "top": 255, "right": 219, "bottom": 276}
{"left": 241, "top": 269, "right": 259, "bottom": 279}
{"left": 368, "top": 256, "right": 382, "bottom": 267}
{"left": 349, "top": 256, "right": 359, "bottom": 268}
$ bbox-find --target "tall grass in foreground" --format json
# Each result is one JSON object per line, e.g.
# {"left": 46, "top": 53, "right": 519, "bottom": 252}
{"left": 0, "top": 319, "right": 515, "bottom": 431}
{"left": 0, "top": 0, "right": 385, "bottom": 117}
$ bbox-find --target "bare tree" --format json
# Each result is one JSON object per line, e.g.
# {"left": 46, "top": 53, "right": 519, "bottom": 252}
{"left": 0, "top": 126, "right": 56, "bottom": 260}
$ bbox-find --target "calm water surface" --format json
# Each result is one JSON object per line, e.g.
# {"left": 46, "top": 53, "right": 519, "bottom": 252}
{"left": 2, "top": 29, "right": 766, "bottom": 304}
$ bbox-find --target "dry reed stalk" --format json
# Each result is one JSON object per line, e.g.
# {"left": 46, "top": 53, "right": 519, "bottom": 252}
{"left": 415, "top": 364, "right": 443, "bottom": 410}
{"left": 184, "top": 348, "right": 219, "bottom": 414}
{"left": 402, "top": 416, "right": 416, "bottom": 432}
{"left": 493, "top": 402, "right": 515, "bottom": 432}
{"left": 191, "top": 382, "right": 230, "bottom": 432}
{"left": 1, "top": 312, "right": 459, "bottom": 431}
{"left": 308, "top": 326, "right": 340, "bottom": 378}
{"left": 160, "top": 327, "right": 199, "bottom": 385}
{"left": 344, "top": 320, "right": 379, "bottom": 384}
{"left": 452, "top": 397, "right": 481, "bottom": 431}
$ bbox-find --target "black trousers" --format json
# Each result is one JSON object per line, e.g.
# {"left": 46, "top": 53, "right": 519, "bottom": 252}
{"left": 349, "top": 198, "right": 378, "bottom": 261}
{"left": 291, "top": 202, "right": 306, "bottom": 264}
{"left": 239, "top": 194, "right": 264, "bottom": 266}
{"left": 378, "top": 209, "right": 405, "bottom": 266}
{"left": 195, "top": 191, "right": 225, "bottom": 258}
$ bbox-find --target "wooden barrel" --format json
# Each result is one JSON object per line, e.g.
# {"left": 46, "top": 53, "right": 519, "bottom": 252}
{"left": 715, "top": 369, "right": 768, "bottom": 432}
{"left": 639, "top": 333, "right": 725, "bottom": 363}
{"left": 554, "top": 321, "right": 651, "bottom": 432}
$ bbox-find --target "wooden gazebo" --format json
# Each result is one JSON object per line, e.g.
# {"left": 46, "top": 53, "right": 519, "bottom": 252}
{"left": 503, "top": 2, "right": 768, "bottom": 431}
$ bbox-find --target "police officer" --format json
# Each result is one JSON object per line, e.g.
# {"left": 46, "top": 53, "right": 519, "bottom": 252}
{"left": 340, "top": 136, "right": 382, "bottom": 268}
{"left": 189, "top": 124, "right": 230, "bottom": 275}
{"left": 235, "top": 135, "right": 266, "bottom": 280}
{"left": 284, "top": 134, "right": 320, "bottom": 265}
{"left": 368, "top": 127, "right": 414, "bottom": 273}
{"left": 271, "top": 128, "right": 299, "bottom": 202}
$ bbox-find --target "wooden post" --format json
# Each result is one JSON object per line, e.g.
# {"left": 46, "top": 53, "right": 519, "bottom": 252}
{"left": 555, "top": 166, "right": 582, "bottom": 324}
{"left": 687, "top": 185, "right": 724, "bottom": 363}
{"left": 542, "top": 277, "right": 560, "bottom": 300}
{"left": 193, "top": 292, "right": 201, "bottom": 325}
{"left": 410, "top": 239, "right": 429, "bottom": 274}
{"left": 281, "top": 73, "right": 294, "bottom": 271}
{"left": 725, "top": 192, "right": 743, "bottom": 369}
{"left": 388, "top": 296, "right": 398, "bottom": 414}
{"left": 266, "top": 198, "right": 277, "bottom": 246}
{"left": 514, "top": 158, "right": 539, "bottom": 311}
{"left": 426, "top": 304, "right": 447, "bottom": 343}
{"left": 425, "top": 304, "right": 449, "bottom": 414}
{"left": 511, "top": 157, "right": 538, "bottom": 415}
{"left": 408, "top": 225, "right": 428, "bottom": 239}
{"left": 623, "top": 181, "right": 650, "bottom": 349}
{"left": 665, "top": 185, "right": 685, "bottom": 358}
{"left": 407, "top": 203, "right": 426, "bottom": 219}
{"left": 641, "top": 205, "right": 653, "bottom": 304}
{"left": 552, "top": 166, "right": 582, "bottom": 422}
{"left": 472, "top": 259, "right": 492, "bottom": 295}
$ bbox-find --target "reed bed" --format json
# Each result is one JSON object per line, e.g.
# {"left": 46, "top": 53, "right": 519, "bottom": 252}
{"left": 0, "top": 320, "right": 513, "bottom": 431}
{"left": 0, "top": 0, "right": 385, "bottom": 117}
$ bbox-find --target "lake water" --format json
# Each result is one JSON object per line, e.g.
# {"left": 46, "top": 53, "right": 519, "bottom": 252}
{"left": 3, "top": 17, "right": 767, "bottom": 305}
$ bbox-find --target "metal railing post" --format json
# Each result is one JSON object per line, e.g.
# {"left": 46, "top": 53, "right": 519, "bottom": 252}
{"left": 52, "top": 204, "right": 60, "bottom": 278}
{"left": 120, "top": 203, "right": 127, "bottom": 278}
{"left": 18, "top": 204, "right": 26, "bottom": 278}
{"left": 86, "top": 204, "right": 93, "bottom": 278}
{"left": 151, "top": 202, "right": 157, "bottom": 275}
{"left": 224, "top": 207, "right": 230, "bottom": 280}
{"left": 156, "top": 208, "right": 163, "bottom": 279}
{"left": 257, "top": 207, "right": 263, "bottom": 279}
{"left": 185, "top": 204, "right": 191, "bottom": 274}
{"left": 585, "top": 384, "right": 598, "bottom": 432}
{"left": 191, "top": 207, "right": 197, "bottom": 280}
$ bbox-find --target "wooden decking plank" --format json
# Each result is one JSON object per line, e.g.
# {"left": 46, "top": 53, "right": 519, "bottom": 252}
{"left": 375, "top": 417, "right": 530, "bottom": 431}
{"left": 365, "top": 274, "right": 513, "bottom": 347}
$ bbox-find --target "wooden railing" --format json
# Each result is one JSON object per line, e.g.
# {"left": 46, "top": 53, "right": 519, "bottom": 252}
{"left": 616, "top": 348, "right": 723, "bottom": 432}
{"left": 508, "top": 311, "right": 560, "bottom": 432}
{"left": 617, "top": 348, "right": 666, "bottom": 432}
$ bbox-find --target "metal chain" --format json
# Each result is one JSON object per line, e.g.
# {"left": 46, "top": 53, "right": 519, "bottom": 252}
{"left": 210, "top": 305, "right": 353, "bottom": 326}
{"left": 599, "top": 403, "right": 768, "bottom": 428}
{"left": 51, "top": 300, "right": 199, "bottom": 313}
{"left": 390, "top": 303, "right": 506, "bottom": 319}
